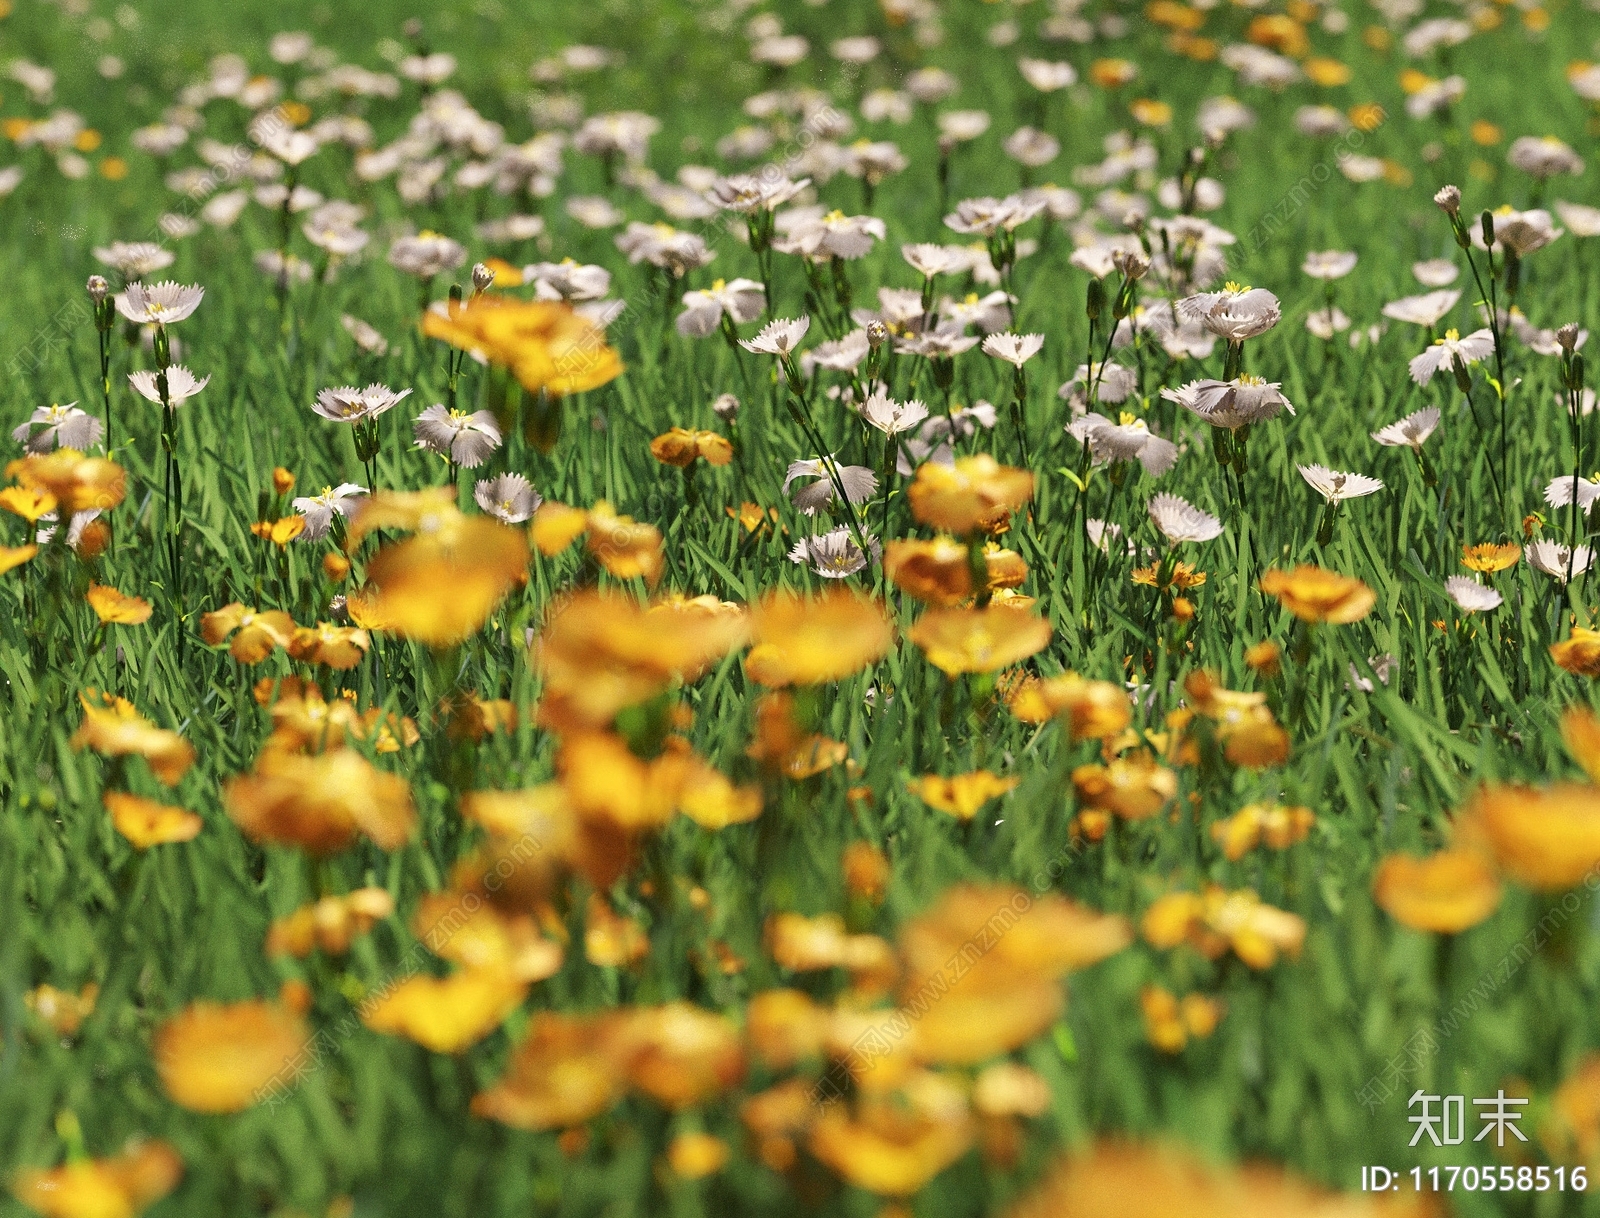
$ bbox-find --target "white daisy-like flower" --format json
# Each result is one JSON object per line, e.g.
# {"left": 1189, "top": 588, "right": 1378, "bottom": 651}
{"left": 1002, "top": 126, "right": 1060, "bottom": 168}
{"left": 940, "top": 291, "right": 1013, "bottom": 335}
{"left": 1305, "top": 307, "right": 1351, "bottom": 341}
{"left": 937, "top": 110, "right": 991, "bottom": 144}
{"left": 1543, "top": 475, "right": 1600, "bottom": 516}
{"left": 1298, "top": 464, "right": 1384, "bottom": 503}
{"left": 1302, "top": 250, "right": 1357, "bottom": 280}
{"left": 93, "top": 241, "right": 174, "bottom": 277}
{"left": 772, "top": 211, "right": 886, "bottom": 261}
{"left": 474, "top": 472, "right": 541, "bottom": 523}
{"left": 1412, "top": 259, "right": 1459, "bottom": 288}
{"left": 1348, "top": 653, "right": 1399, "bottom": 693}
{"left": 740, "top": 316, "right": 810, "bottom": 358}
{"left": 1371, "top": 407, "right": 1441, "bottom": 451}
{"left": 981, "top": 332, "right": 1044, "bottom": 368}
{"left": 566, "top": 196, "right": 624, "bottom": 229}
{"left": 1087, "top": 519, "right": 1135, "bottom": 556}
{"left": 524, "top": 260, "right": 612, "bottom": 303}
{"left": 313, "top": 383, "right": 413, "bottom": 423}
{"left": 1473, "top": 208, "right": 1563, "bottom": 257}
{"left": 920, "top": 402, "right": 999, "bottom": 444}
{"left": 126, "top": 365, "right": 210, "bottom": 407}
{"left": 705, "top": 173, "right": 811, "bottom": 214}
{"left": 788, "top": 525, "right": 881, "bottom": 579}
{"left": 1177, "top": 284, "right": 1281, "bottom": 342}
{"left": 1148, "top": 493, "right": 1222, "bottom": 543}
{"left": 259, "top": 125, "right": 320, "bottom": 166}
{"left": 1382, "top": 289, "right": 1461, "bottom": 328}
{"left": 1554, "top": 200, "right": 1600, "bottom": 239}
{"left": 676, "top": 277, "right": 766, "bottom": 338}
{"left": 1527, "top": 541, "right": 1594, "bottom": 583}
{"left": 894, "top": 328, "right": 982, "bottom": 360}
{"left": 902, "top": 243, "right": 968, "bottom": 280}
{"left": 1162, "top": 376, "right": 1295, "bottom": 430}
{"left": 861, "top": 392, "right": 930, "bottom": 437}
{"left": 1059, "top": 362, "right": 1138, "bottom": 409}
{"left": 387, "top": 233, "right": 467, "bottom": 278}
{"left": 11, "top": 403, "right": 100, "bottom": 453}
{"left": 1067, "top": 412, "right": 1179, "bottom": 477}
{"left": 783, "top": 457, "right": 878, "bottom": 515}
{"left": 944, "top": 194, "right": 1046, "bottom": 238}
{"left": 1018, "top": 57, "right": 1077, "bottom": 91}
{"left": 114, "top": 281, "right": 204, "bottom": 325}
{"left": 804, "top": 331, "right": 871, "bottom": 374}
{"left": 341, "top": 314, "right": 388, "bottom": 356}
{"left": 1408, "top": 328, "right": 1495, "bottom": 386}
{"left": 413, "top": 405, "right": 502, "bottom": 468}
{"left": 1507, "top": 135, "right": 1584, "bottom": 180}
{"left": 1445, "top": 576, "right": 1503, "bottom": 613}
{"left": 291, "top": 483, "right": 369, "bottom": 541}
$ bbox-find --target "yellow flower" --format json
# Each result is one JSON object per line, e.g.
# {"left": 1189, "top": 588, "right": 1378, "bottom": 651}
{"left": 24, "top": 982, "right": 98, "bottom": 1037}
{"left": 584, "top": 891, "right": 650, "bottom": 967}
{"left": 287, "top": 621, "right": 371, "bottom": 669}
{"left": 154, "top": 999, "right": 312, "bottom": 1113}
{"left": 1245, "top": 13, "right": 1308, "bottom": 57}
{"left": 250, "top": 515, "right": 307, "bottom": 546}
{"left": 71, "top": 693, "right": 195, "bottom": 786}
{"left": 1348, "top": 102, "right": 1387, "bottom": 132}
{"left": 908, "top": 605, "right": 1051, "bottom": 675}
{"left": 1304, "top": 56, "right": 1352, "bottom": 86}
{"left": 746, "top": 588, "right": 892, "bottom": 686}
{"left": 1562, "top": 705, "right": 1600, "bottom": 783}
{"left": 361, "top": 969, "right": 528, "bottom": 1054}
{"left": 12, "top": 1140, "right": 182, "bottom": 1218}
{"left": 105, "top": 792, "right": 202, "bottom": 849}
{"left": 1462, "top": 542, "right": 1522, "bottom": 572}
{"left": 362, "top": 518, "right": 528, "bottom": 647}
{"left": 1003, "top": 672, "right": 1132, "bottom": 738}
{"left": 265, "top": 887, "right": 395, "bottom": 957}
{"left": 909, "top": 770, "right": 1020, "bottom": 820}
{"left": 907, "top": 454, "right": 1033, "bottom": 535}
{"left": 1372, "top": 849, "right": 1502, "bottom": 933}
{"left": 809, "top": 1091, "right": 973, "bottom": 1197}
{"left": 1140, "top": 986, "right": 1225, "bottom": 1053}
{"left": 6, "top": 449, "right": 126, "bottom": 513}
{"left": 1466, "top": 783, "right": 1600, "bottom": 890}
{"left": 531, "top": 500, "right": 663, "bottom": 586}
{"left": 1072, "top": 754, "right": 1178, "bottom": 820}
{"left": 1129, "top": 98, "right": 1172, "bottom": 127}
{"left": 623, "top": 1001, "right": 746, "bottom": 1110}
{"left": 472, "top": 1011, "right": 630, "bottom": 1130}
{"left": 1088, "top": 58, "right": 1137, "bottom": 88}
{"left": 649, "top": 427, "right": 733, "bottom": 467}
{"left": 200, "top": 604, "right": 297, "bottom": 664}
{"left": 85, "top": 584, "right": 151, "bottom": 626}
{"left": 667, "top": 1133, "right": 731, "bottom": 1180}
{"left": 1209, "top": 803, "right": 1314, "bottom": 860}
{"left": 1259, "top": 564, "right": 1375, "bottom": 624}
{"left": 1142, "top": 886, "right": 1305, "bottom": 969}
{"left": 1551, "top": 627, "right": 1600, "bottom": 677}
{"left": 0, "top": 485, "right": 57, "bottom": 522}
{"left": 224, "top": 748, "right": 416, "bottom": 854}
{"left": 420, "top": 295, "right": 623, "bottom": 397}
{"left": 0, "top": 544, "right": 37, "bottom": 575}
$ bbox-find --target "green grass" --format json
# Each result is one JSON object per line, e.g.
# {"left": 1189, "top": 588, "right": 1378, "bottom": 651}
{"left": 2, "top": 0, "right": 1600, "bottom": 1215}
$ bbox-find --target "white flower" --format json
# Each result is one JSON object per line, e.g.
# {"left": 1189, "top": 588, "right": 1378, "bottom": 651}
{"left": 1408, "top": 328, "right": 1495, "bottom": 386}
{"left": 1554, "top": 200, "right": 1600, "bottom": 238}
{"left": 525, "top": 260, "right": 612, "bottom": 303}
{"left": 1445, "top": 576, "right": 1502, "bottom": 613}
{"left": 741, "top": 316, "right": 810, "bottom": 357}
{"left": 1059, "top": 363, "right": 1137, "bottom": 408}
{"left": 1348, "top": 654, "right": 1398, "bottom": 693}
{"left": 788, "top": 525, "right": 880, "bottom": 579}
{"left": 259, "top": 126, "right": 319, "bottom": 166}
{"left": 676, "top": 278, "right": 766, "bottom": 338}
{"left": 474, "top": 472, "right": 541, "bottom": 523}
{"left": 572, "top": 111, "right": 659, "bottom": 161}
{"left": 1001, "top": 126, "right": 1060, "bottom": 168}
{"left": 944, "top": 194, "right": 1046, "bottom": 238}
{"left": 804, "top": 331, "right": 871, "bottom": 374}
{"left": 387, "top": 233, "right": 467, "bottom": 278}
{"left": 1508, "top": 136, "right": 1584, "bottom": 180}
{"left": 566, "top": 196, "right": 624, "bottom": 229}
{"left": 1148, "top": 493, "right": 1222, "bottom": 543}
{"left": 35, "top": 508, "right": 101, "bottom": 550}
{"left": 705, "top": 173, "right": 810, "bottom": 214}
{"left": 93, "top": 241, "right": 174, "bottom": 277}
{"left": 114, "top": 281, "right": 204, "bottom": 325}
{"left": 1018, "top": 57, "right": 1077, "bottom": 91}
{"left": 1371, "top": 407, "right": 1441, "bottom": 450}
{"left": 1543, "top": 475, "right": 1600, "bottom": 516}
{"left": 11, "top": 402, "right": 100, "bottom": 453}
{"left": 1404, "top": 76, "right": 1465, "bottom": 120}
{"left": 784, "top": 457, "right": 878, "bottom": 515}
{"left": 981, "top": 332, "right": 1044, "bottom": 368}
{"left": 1383, "top": 289, "right": 1461, "bottom": 327}
{"left": 1162, "top": 376, "right": 1295, "bottom": 430}
{"left": 1177, "top": 285, "right": 1281, "bottom": 341}
{"left": 894, "top": 328, "right": 981, "bottom": 360}
{"left": 936, "top": 110, "right": 991, "bottom": 143}
{"left": 341, "top": 314, "right": 388, "bottom": 356}
{"left": 940, "top": 291, "right": 1014, "bottom": 335}
{"left": 1305, "top": 307, "right": 1351, "bottom": 341}
{"left": 127, "top": 366, "right": 210, "bottom": 407}
{"left": 1411, "top": 259, "right": 1459, "bottom": 288}
{"left": 1068, "top": 412, "right": 1179, "bottom": 476}
{"left": 772, "top": 210, "right": 885, "bottom": 261}
{"left": 862, "top": 393, "right": 930, "bottom": 437}
{"left": 292, "top": 483, "right": 368, "bottom": 541}
{"left": 902, "top": 243, "right": 968, "bottom": 279}
{"left": 302, "top": 221, "right": 369, "bottom": 256}
{"left": 1473, "top": 209, "right": 1563, "bottom": 257}
{"left": 413, "top": 405, "right": 502, "bottom": 468}
{"left": 1528, "top": 541, "right": 1594, "bottom": 583}
{"left": 919, "top": 402, "right": 998, "bottom": 444}
{"left": 313, "top": 383, "right": 412, "bottom": 423}
{"left": 1302, "top": 250, "right": 1357, "bottom": 280}
{"left": 1299, "top": 464, "right": 1384, "bottom": 503}
{"left": 1087, "top": 519, "right": 1133, "bottom": 555}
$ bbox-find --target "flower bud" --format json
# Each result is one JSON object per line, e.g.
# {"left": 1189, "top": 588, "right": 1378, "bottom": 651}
{"left": 1086, "top": 277, "right": 1105, "bottom": 321}
{"left": 272, "top": 466, "right": 296, "bottom": 495}
{"left": 1480, "top": 210, "right": 1495, "bottom": 249}
{"left": 1452, "top": 354, "right": 1472, "bottom": 394}
{"left": 1557, "top": 322, "right": 1581, "bottom": 352}
{"left": 323, "top": 552, "right": 351, "bottom": 582}
{"left": 86, "top": 274, "right": 109, "bottom": 303}
{"left": 712, "top": 392, "right": 740, "bottom": 422}
{"left": 471, "top": 262, "right": 494, "bottom": 293}
{"left": 865, "top": 319, "right": 890, "bottom": 348}
{"left": 1114, "top": 250, "right": 1150, "bottom": 281}
{"left": 1433, "top": 184, "right": 1461, "bottom": 216}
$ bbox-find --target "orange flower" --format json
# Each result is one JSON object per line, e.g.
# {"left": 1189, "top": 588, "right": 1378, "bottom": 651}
{"left": 584, "top": 892, "right": 650, "bottom": 967}
{"left": 0, "top": 485, "right": 57, "bottom": 522}
{"left": 250, "top": 515, "right": 307, "bottom": 547}
{"left": 1372, "top": 850, "right": 1502, "bottom": 933}
{"left": 1140, "top": 986, "right": 1225, "bottom": 1053}
{"left": 1259, "top": 565, "right": 1376, "bottom": 623}
{"left": 265, "top": 887, "right": 395, "bottom": 957}
{"left": 200, "top": 604, "right": 297, "bottom": 664}
{"left": 1088, "top": 58, "right": 1137, "bottom": 88}
{"left": 85, "top": 584, "right": 152, "bottom": 626}
{"left": 1304, "top": 56, "right": 1352, "bottom": 86}
{"left": 906, "top": 455, "right": 1033, "bottom": 535}
{"left": 623, "top": 1002, "right": 746, "bottom": 1110}
{"left": 1142, "top": 886, "right": 1305, "bottom": 969}
{"left": 766, "top": 913, "right": 896, "bottom": 992}
{"left": 71, "top": 693, "right": 195, "bottom": 785}
{"left": 883, "top": 536, "right": 1026, "bottom": 605}
{"left": 472, "top": 1010, "right": 630, "bottom": 1130}
{"left": 420, "top": 295, "right": 623, "bottom": 397}
{"left": 650, "top": 427, "right": 733, "bottom": 467}
{"left": 746, "top": 588, "right": 893, "bottom": 686}
{"left": 1562, "top": 706, "right": 1600, "bottom": 782}
{"left": 1244, "top": 640, "right": 1281, "bottom": 676}
{"left": 154, "top": 999, "right": 312, "bottom": 1113}
{"left": 1551, "top": 627, "right": 1600, "bottom": 677}
{"left": 0, "top": 544, "right": 38, "bottom": 575}
{"left": 1004, "top": 672, "right": 1131, "bottom": 738}
{"left": 1146, "top": 0, "right": 1205, "bottom": 31}
{"left": 12, "top": 1140, "right": 182, "bottom": 1218}
{"left": 1209, "top": 803, "right": 1313, "bottom": 860}
{"left": 1466, "top": 783, "right": 1600, "bottom": 890}
{"left": 105, "top": 792, "right": 202, "bottom": 849}
{"left": 1073, "top": 754, "right": 1179, "bottom": 820}
{"left": 412, "top": 891, "right": 565, "bottom": 983}
{"left": 843, "top": 841, "right": 891, "bottom": 903}
{"left": 1462, "top": 542, "right": 1521, "bottom": 572}
{"left": 667, "top": 1133, "right": 731, "bottom": 1180}
{"left": 558, "top": 730, "right": 690, "bottom": 831}
{"left": 361, "top": 519, "right": 528, "bottom": 646}
{"left": 809, "top": 1087, "right": 973, "bottom": 1197}
{"left": 1348, "top": 102, "right": 1387, "bottom": 131}
{"left": 1246, "top": 13, "right": 1309, "bottom": 57}
{"left": 909, "top": 770, "right": 1019, "bottom": 820}
{"left": 1471, "top": 120, "right": 1503, "bottom": 146}
{"left": 224, "top": 748, "right": 415, "bottom": 854}
{"left": 24, "top": 982, "right": 99, "bottom": 1037}
{"left": 531, "top": 500, "right": 664, "bottom": 586}
{"left": 361, "top": 969, "right": 528, "bottom": 1053}
{"left": 287, "top": 622, "right": 371, "bottom": 669}
{"left": 1129, "top": 97, "right": 1172, "bottom": 127}
{"left": 908, "top": 605, "right": 1051, "bottom": 676}
{"left": 7, "top": 449, "right": 126, "bottom": 513}
{"left": 1546, "top": 1054, "right": 1600, "bottom": 1164}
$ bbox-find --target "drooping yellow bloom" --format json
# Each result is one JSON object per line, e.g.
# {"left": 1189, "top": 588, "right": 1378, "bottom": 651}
{"left": 105, "top": 792, "right": 202, "bottom": 849}
{"left": 287, "top": 622, "right": 372, "bottom": 669}
{"left": 1372, "top": 849, "right": 1502, "bottom": 933}
{"left": 12, "top": 1139, "right": 183, "bottom": 1218}
{"left": 1551, "top": 627, "right": 1600, "bottom": 677}
{"left": 1004, "top": 672, "right": 1132, "bottom": 739}
{"left": 908, "top": 605, "right": 1051, "bottom": 675}
{"left": 1072, "top": 754, "right": 1179, "bottom": 820}
{"left": 883, "top": 536, "right": 1027, "bottom": 605}
{"left": 360, "top": 969, "right": 528, "bottom": 1054}
{"left": 420, "top": 294, "right": 623, "bottom": 396}
{"left": 1259, "top": 565, "right": 1376, "bottom": 623}
{"left": 649, "top": 427, "right": 733, "bottom": 467}
{"left": 85, "top": 584, "right": 152, "bottom": 626}
{"left": 906, "top": 454, "right": 1033, "bottom": 535}
{"left": 0, "top": 485, "right": 56, "bottom": 522}
{"left": 909, "top": 770, "right": 1020, "bottom": 820}
{"left": 71, "top": 693, "right": 195, "bottom": 785}
{"left": 746, "top": 588, "right": 893, "bottom": 686}
{"left": 154, "top": 999, "right": 312, "bottom": 1113}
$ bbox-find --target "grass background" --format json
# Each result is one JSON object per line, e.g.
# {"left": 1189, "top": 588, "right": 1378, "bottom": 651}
{"left": 1, "top": 0, "right": 1600, "bottom": 1214}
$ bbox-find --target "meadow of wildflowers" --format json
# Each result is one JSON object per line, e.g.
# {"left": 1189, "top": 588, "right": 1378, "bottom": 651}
{"left": 3, "top": 0, "right": 1600, "bottom": 1214}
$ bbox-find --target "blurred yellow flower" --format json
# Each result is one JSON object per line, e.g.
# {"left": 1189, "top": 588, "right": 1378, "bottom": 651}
{"left": 908, "top": 605, "right": 1051, "bottom": 675}
{"left": 746, "top": 588, "right": 892, "bottom": 686}
{"left": 105, "top": 792, "right": 202, "bottom": 850}
{"left": 909, "top": 770, "right": 1019, "bottom": 819}
{"left": 85, "top": 584, "right": 151, "bottom": 626}
{"left": 1072, "top": 754, "right": 1178, "bottom": 820}
{"left": 649, "top": 427, "right": 733, "bottom": 467}
{"left": 24, "top": 982, "right": 98, "bottom": 1037}
{"left": 362, "top": 969, "right": 528, "bottom": 1053}
{"left": 12, "top": 1139, "right": 182, "bottom": 1218}
{"left": 907, "top": 454, "right": 1032, "bottom": 535}
{"left": 1466, "top": 782, "right": 1600, "bottom": 890}
{"left": 71, "top": 693, "right": 195, "bottom": 785}
{"left": 200, "top": 604, "right": 297, "bottom": 664}
{"left": 1372, "top": 849, "right": 1502, "bottom": 933}
{"left": 265, "top": 887, "right": 395, "bottom": 957}
{"left": 1551, "top": 627, "right": 1600, "bottom": 677}
{"left": 420, "top": 294, "right": 623, "bottom": 397}
{"left": 225, "top": 747, "right": 415, "bottom": 854}
{"left": 1259, "top": 564, "right": 1376, "bottom": 623}
{"left": 154, "top": 999, "right": 311, "bottom": 1113}
{"left": 7, "top": 449, "right": 126, "bottom": 513}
